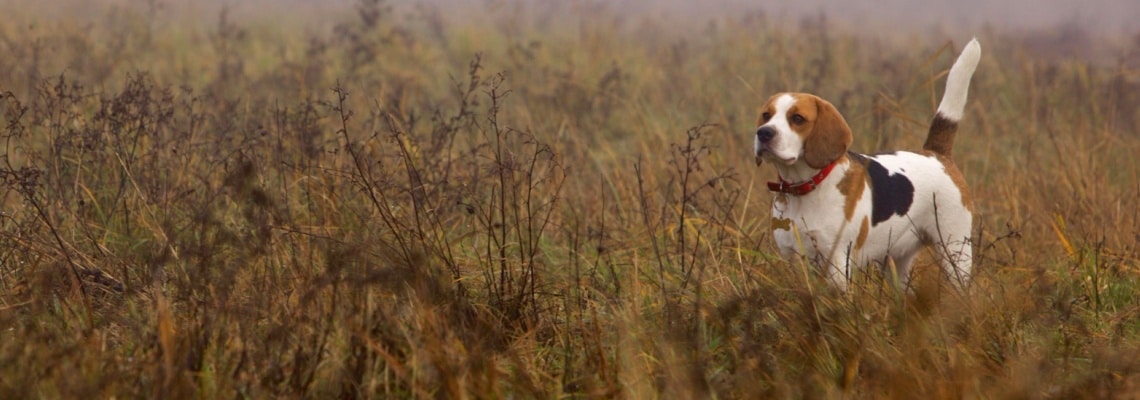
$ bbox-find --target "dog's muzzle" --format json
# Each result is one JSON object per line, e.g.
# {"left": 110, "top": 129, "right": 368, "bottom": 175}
{"left": 755, "top": 126, "right": 777, "bottom": 165}
{"left": 756, "top": 126, "right": 776, "bottom": 143}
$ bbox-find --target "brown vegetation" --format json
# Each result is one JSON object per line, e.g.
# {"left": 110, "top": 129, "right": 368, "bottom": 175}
{"left": 1, "top": 0, "right": 1139, "bottom": 398}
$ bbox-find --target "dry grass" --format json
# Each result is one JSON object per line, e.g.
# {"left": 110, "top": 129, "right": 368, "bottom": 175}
{"left": 2, "top": 0, "right": 1140, "bottom": 398}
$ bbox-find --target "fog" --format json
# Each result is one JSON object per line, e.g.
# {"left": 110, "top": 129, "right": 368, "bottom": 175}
{"left": 18, "top": 0, "right": 1140, "bottom": 37}
{"left": 248, "top": 0, "right": 1137, "bottom": 34}
{"left": 629, "top": 0, "right": 1140, "bottom": 34}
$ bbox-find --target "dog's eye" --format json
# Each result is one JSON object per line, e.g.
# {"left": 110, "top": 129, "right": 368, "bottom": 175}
{"left": 762, "top": 112, "right": 772, "bottom": 122}
{"left": 790, "top": 114, "right": 806, "bottom": 124}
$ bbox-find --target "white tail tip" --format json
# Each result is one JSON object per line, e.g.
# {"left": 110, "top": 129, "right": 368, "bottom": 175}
{"left": 936, "top": 38, "right": 981, "bottom": 122}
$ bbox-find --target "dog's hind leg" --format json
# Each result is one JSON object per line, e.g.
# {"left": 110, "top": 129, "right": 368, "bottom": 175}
{"left": 887, "top": 252, "right": 917, "bottom": 291}
{"left": 930, "top": 219, "right": 973, "bottom": 288}
{"left": 937, "top": 236, "right": 973, "bottom": 287}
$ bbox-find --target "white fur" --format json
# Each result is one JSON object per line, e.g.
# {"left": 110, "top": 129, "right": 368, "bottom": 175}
{"left": 769, "top": 153, "right": 973, "bottom": 290}
{"left": 936, "top": 38, "right": 981, "bottom": 121}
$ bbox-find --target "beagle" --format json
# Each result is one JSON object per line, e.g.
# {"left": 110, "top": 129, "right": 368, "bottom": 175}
{"left": 754, "top": 39, "right": 981, "bottom": 290}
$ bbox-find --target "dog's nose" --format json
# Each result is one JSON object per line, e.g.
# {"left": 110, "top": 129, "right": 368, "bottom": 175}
{"left": 756, "top": 126, "right": 776, "bottom": 143}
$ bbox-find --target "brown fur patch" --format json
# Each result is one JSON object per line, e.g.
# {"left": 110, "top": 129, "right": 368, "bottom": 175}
{"left": 856, "top": 216, "right": 870, "bottom": 250}
{"left": 924, "top": 151, "right": 974, "bottom": 212}
{"left": 797, "top": 95, "right": 853, "bottom": 169}
{"left": 836, "top": 157, "right": 866, "bottom": 221}
{"left": 757, "top": 93, "right": 782, "bottom": 125}
{"left": 923, "top": 114, "right": 959, "bottom": 157}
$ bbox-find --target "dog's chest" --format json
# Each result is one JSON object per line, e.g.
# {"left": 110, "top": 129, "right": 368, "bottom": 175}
{"left": 770, "top": 189, "right": 850, "bottom": 256}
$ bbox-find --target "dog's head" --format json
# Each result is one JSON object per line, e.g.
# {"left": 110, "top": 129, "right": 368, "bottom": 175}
{"left": 753, "top": 93, "right": 852, "bottom": 169}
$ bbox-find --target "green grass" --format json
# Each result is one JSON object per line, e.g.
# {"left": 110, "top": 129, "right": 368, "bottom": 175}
{"left": 2, "top": 0, "right": 1140, "bottom": 398}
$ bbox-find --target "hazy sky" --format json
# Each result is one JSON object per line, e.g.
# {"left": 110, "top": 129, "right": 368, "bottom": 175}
{"left": 393, "top": 0, "right": 1136, "bottom": 34}
{"left": 15, "top": 0, "right": 1140, "bottom": 36}
{"left": 748, "top": 0, "right": 1139, "bottom": 33}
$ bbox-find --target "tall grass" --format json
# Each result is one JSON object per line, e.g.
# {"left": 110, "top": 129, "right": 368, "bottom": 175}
{"left": 1, "top": 0, "right": 1139, "bottom": 398}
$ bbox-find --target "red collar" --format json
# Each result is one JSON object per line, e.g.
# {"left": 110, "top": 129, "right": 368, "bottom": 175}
{"left": 767, "top": 160, "right": 839, "bottom": 196}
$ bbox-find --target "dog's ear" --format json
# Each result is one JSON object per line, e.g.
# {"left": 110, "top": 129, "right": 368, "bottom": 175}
{"left": 803, "top": 96, "right": 852, "bottom": 169}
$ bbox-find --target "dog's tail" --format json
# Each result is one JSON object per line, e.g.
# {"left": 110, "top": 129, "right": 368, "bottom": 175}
{"left": 924, "top": 38, "right": 981, "bottom": 157}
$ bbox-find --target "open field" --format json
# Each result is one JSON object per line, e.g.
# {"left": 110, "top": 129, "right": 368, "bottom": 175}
{"left": 2, "top": 0, "right": 1140, "bottom": 398}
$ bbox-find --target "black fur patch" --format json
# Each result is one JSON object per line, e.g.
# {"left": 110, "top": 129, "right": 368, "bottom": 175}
{"left": 853, "top": 154, "right": 914, "bottom": 226}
